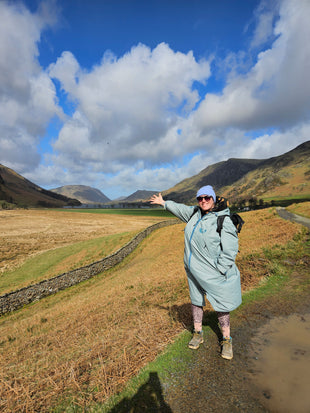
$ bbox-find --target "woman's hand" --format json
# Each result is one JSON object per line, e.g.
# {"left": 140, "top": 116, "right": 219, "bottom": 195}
{"left": 149, "top": 193, "right": 165, "bottom": 206}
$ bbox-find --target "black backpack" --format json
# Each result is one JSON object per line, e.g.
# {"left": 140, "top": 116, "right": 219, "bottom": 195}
{"left": 190, "top": 196, "right": 244, "bottom": 236}
{"left": 216, "top": 213, "right": 244, "bottom": 236}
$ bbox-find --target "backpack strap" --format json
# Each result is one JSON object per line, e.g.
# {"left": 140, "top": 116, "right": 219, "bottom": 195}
{"left": 230, "top": 213, "right": 245, "bottom": 233}
{"left": 189, "top": 206, "right": 199, "bottom": 221}
{"left": 216, "top": 215, "right": 227, "bottom": 236}
{"left": 217, "top": 213, "right": 245, "bottom": 235}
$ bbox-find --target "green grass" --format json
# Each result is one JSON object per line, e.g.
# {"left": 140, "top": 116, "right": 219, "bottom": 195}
{"left": 52, "top": 208, "right": 175, "bottom": 218}
{"left": 263, "top": 194, "right": 310, "bottom": 201}
{"left": 0, "top": 232, "right": 135, "bottom": 294}
{"left": 262, "top": 195, "right": 310, "bottom": 206}
{"left": 238, "top": 229, "right": 308, "bottom": 304}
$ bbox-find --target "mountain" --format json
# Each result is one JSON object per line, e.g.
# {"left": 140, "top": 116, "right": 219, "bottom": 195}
{"left": 0, "top": 165, "right": 81, "bottom": 208}
{"left": 163, "top": 141, "right": 310, "bottom": 204}
{"left": 222, "top": 141, "right": 310, "bottom": 202}
{"left": 123, "top": 190, "right": 159, "bottom": 202}
{"left": 51, "top": 185, "right": 111, "bottom": 204}
{"left": 1, "top": 141, "right": 308, "bottom": 209}
{"left": 162, "top": 158, "right": 261, "bottom": 203}
{"left": 112, "top": 196, "right": 127, "bottom": 202}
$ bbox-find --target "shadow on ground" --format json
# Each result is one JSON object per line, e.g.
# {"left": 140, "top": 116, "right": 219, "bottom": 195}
{"left": 108, "top": 372, "right": 172, "bottom": 413}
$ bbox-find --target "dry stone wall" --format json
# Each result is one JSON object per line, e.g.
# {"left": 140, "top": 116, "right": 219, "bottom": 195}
{"left": 0, "top": 219, "right": 179, "bottom": 315}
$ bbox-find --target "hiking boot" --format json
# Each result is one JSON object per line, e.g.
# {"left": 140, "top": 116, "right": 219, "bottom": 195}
{"left": 221, "top": 337, "right": 233, "bottom": 360}
{"left": 188, "top": 330, "right": 204, "bottom": 349}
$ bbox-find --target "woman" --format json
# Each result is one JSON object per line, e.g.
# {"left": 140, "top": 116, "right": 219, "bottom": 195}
{"left": 150, "top": 185, "right": 242, "bottom": 360}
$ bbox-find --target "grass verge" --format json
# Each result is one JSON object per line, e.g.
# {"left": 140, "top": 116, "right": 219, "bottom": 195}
{"left": 53, "top": 208, "right": 175, "bottom": 218}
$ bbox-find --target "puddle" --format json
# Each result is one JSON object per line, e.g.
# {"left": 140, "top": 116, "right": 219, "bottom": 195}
{"left": 248, "top": 313, "right": 310, "bottom": 413}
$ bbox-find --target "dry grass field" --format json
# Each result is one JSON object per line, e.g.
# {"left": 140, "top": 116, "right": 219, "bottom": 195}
{"left": 0, "top": 209, "right": 164, "bottom": 275}
{"left": 0, "top": 208, "right": 303, "bottom": 412}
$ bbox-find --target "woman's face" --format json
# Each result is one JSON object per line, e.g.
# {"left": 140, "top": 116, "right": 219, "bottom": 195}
{"left": 197, "top": 195, "right": 215, "bottom": 212}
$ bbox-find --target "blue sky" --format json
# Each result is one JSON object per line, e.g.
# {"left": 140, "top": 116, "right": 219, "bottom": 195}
{"left": 0, "top": 0, "right": 309, "bottom": 199}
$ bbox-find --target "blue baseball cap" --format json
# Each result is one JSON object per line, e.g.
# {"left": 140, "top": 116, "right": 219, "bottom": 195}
{"left": 196, "top": 185, "right": 216, "bottom": 202}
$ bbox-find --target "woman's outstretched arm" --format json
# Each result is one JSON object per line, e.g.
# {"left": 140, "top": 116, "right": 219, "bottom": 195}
{"left": 149, "top": 193, "right": 165, "bottom": 206}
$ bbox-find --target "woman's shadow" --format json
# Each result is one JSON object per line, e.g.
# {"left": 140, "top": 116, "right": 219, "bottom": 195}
{"left": 108, "top": 371, "right": 172, "bottom": 413}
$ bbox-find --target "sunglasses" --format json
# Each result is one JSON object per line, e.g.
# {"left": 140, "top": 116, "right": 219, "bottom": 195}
{"left": 197, "top": 195, "right": 213, "bottom": 202}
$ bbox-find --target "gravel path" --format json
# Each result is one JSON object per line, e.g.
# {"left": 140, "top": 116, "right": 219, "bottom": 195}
{"left": 276, "top": 207, "right": 310, "bottom": 229}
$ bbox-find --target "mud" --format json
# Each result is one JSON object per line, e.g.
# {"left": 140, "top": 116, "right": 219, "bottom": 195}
{"left": 248, "top": 313, "right": 310, "bottom": 413}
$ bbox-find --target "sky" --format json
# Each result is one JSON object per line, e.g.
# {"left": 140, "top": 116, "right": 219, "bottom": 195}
{"left": 0, "top": 0, "right": 310, "bottom": 200}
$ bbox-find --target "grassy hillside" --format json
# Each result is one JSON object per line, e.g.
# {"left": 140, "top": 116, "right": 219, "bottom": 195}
{"left": 222, "top": 141, "right": 310, "bottom": 202}
{"left": 163, "top": 141, "right": 310, "bottom": 205}
{"left": 0, "top": 164, "right": 81, "bottom": 208}
{"left": 124, "top": 190, "right": 160, "bottom": 202}
{"left": 0, "top": 208, "right": 305, "bottom": 412}
{"left": 287, "top": 201, "right": 310, "bottom": 218}
{"left": 51, "top": 185, "right": 111, "bottom": 204}
{"left": 163, "top": 158, "right": 262, "bottom": 203}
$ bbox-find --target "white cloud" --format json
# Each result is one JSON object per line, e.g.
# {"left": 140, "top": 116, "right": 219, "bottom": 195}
{"left": 238, "top": 122, "right": 310, "bottom": 160}
{"left": 48, "top": 42, "right": 211, "bottom": 175}
{"left": 250, "top": 0, "right": 280, "bottom": 49}
{"left": 0, "top": 1, "right": 60, "bottom": 173}
{"left": 1, "top": 0, "right": 309, "bottom": 199}
{"left": 192, "top": 0, "right": 310, "bottom": 138}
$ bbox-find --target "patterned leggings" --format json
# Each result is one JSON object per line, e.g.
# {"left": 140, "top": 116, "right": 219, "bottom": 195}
{"left": 191, "top": 304, "right": 230, "bottom": 331}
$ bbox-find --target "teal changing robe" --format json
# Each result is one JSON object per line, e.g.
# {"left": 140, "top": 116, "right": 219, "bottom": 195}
{"left": 165, "top": 200, "right": 242, "bottom": 312}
